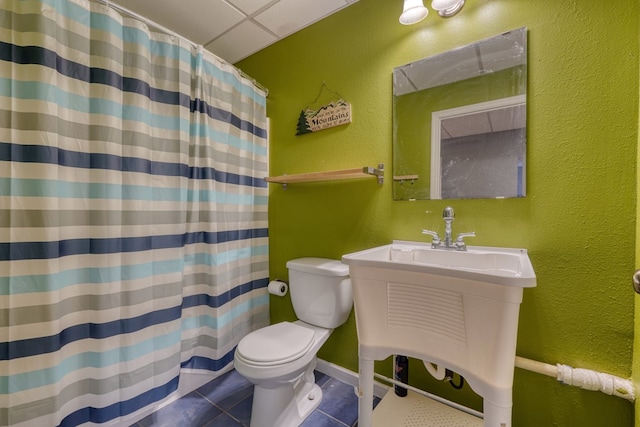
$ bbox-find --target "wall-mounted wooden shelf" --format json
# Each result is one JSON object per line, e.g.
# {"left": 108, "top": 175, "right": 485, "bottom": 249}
{"left": 393, "top": 174, "right": 419, "bottom": 182}
{"left": 265, "top": 164, "right": 384, "bottom": 189}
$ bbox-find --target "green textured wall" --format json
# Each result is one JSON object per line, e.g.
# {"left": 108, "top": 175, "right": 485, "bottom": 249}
{"left": 238, "top": 0, "right": 638, "bottom": 425}
{"left": 635, "top": 21, "right": 640, "bottom": 424}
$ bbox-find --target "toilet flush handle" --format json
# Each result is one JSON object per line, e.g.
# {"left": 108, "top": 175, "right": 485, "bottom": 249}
{"left": 633, "top": 270, "right": 640, "bottom": 294}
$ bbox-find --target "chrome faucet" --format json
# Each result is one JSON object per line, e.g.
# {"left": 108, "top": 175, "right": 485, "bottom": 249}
{"left": 442, "top": 206, "right": 455, "bottom": 248}
{"left": 422, "top": 207, "right": 475, "bottom": 251}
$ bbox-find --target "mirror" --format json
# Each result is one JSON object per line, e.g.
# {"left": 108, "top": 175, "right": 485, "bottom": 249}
{"left": 392, "top": 28, "right": 527, "bottom": 200}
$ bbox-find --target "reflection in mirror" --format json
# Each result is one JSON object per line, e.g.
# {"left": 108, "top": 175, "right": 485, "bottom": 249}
{"left": 432, "top": 95, "right": 526, "bottom": 199}
{"left": 392, "top": 28, "right": 527, "bottom": 200}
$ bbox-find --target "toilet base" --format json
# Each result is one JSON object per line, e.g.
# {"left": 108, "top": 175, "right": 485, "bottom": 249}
{"left": 249, "top": 363, "right": 322, "bottom": 427}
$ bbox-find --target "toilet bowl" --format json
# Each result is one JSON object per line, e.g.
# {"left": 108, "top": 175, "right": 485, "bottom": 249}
{"left": 234, "top": 321, "right": 331, "bottom": 427}
{"left": 233, "top": 258, "right": 352, "bottom": 427}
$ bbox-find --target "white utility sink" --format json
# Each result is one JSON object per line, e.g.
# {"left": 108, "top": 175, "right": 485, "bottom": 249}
{"left": 342, "top": 240, "right": 536, "bottom": 287}
{"left": 342, "top": 240, "right": 536, "bottom": 427}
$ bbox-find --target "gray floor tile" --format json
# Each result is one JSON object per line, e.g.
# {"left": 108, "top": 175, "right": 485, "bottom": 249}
{"left": 138, "top": 391, "right": 223, "bottom": 427}
{"left": 197, "top": 369, "right": 254, "bottom": 410}
{"left": 135, "top": 370, "right": 361, "bottom": 427}
{"left": 226, "top": 393, "right": 253, "bottom": 426}
{"left": 316, "top": 378, "right": 359, "bottom": 426}
{"left": 203, "top": 412, "right": 245, "bottom": 427}
{"left": 314, "top": 371, "right": 331, "bottom": 387}
{"left": 300, "top": 410, "right": 350, "bottom": 427}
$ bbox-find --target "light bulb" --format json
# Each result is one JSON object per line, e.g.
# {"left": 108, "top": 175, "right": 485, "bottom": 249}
{"left": 399, "top": 0, "right": 429, "bottom": 25}
{"left": 431, "top": 0, "right": 465, "bottom": 17}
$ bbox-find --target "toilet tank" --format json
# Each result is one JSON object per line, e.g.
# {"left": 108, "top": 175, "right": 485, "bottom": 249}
{"left": 286, "top": 258, "right": 353, "bottom": 329}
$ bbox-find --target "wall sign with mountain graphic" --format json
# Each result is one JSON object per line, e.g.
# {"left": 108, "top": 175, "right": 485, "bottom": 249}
{"left": 296, "top": 99, "right": 352, "bottom": 135}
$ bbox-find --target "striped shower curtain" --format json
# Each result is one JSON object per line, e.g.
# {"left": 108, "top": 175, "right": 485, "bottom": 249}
{"left": 0, "top": 1, "right": 269, "bottom": 426}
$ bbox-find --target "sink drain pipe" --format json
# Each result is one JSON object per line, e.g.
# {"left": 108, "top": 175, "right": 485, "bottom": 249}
{"left": 515, "top": 356, "right": 635, "bottom": 402}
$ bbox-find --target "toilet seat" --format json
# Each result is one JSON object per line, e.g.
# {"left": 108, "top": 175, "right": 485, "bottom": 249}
{"left": 236, "top": 322, "right": 315, "bottom": 366}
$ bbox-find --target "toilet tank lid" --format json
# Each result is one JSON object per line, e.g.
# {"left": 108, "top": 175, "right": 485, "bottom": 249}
{"left": 286, "top": 258, "right": 349, "bottom": 277}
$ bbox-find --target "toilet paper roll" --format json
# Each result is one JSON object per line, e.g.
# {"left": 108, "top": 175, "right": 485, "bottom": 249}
{"left": 267, "top": 280, "right": 288, "bottom": 296}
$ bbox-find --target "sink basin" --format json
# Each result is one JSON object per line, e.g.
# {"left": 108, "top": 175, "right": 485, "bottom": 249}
{"left": 342, "top": 240, "right": 536, "bottom": 287}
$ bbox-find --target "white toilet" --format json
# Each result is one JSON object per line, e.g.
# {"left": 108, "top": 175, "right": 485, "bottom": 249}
{"left": 233, "top": 257, "right": 353, "bottom": 427}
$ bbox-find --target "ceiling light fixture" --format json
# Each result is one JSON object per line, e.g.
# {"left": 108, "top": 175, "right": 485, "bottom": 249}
{"left": 431, "top": 0, "right": 465, "bottom": 17}
{"left": 399, "top": 0, "right": 429, "bottom": 25}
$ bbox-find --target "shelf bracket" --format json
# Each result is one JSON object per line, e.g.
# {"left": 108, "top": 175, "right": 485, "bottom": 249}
{"left": 365, "top": 163, "right": 385, "bottom": 185}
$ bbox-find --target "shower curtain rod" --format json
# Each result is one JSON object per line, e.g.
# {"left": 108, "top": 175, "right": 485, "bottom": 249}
{"left": 95, "top": 0, "right": 269, "bottom": 96}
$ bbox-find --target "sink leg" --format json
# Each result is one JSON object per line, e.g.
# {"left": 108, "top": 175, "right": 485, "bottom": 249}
{"left": 484, "top": 399, "right": 512, "bottom": 427}
{"left": 358, "top": 357, "right": 375, "bottom": 427}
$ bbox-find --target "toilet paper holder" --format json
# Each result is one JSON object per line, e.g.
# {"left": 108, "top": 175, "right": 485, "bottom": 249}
{"left": 268, "top": 279, "right": 288, "bottom": 296}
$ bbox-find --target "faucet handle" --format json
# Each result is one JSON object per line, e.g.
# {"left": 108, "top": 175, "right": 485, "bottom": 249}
{"left": 422, "top": 229, "right": 442, "bottom": 247}
{"left": 443, "top": 206, "right": 455, "bottom": 219}
{"left": 454, "top": 232, "right": 475, "bottom": 250}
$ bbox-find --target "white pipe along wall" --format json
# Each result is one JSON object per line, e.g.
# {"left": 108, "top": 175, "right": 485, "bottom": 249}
{"left": 373, "top": 357, "right": 635, "bottom": 405}
{"left": 514, "top": 356, "right": 635, "bottom": 402}
{"left": 345, "top": 356, "right": 633, "bottom": 421}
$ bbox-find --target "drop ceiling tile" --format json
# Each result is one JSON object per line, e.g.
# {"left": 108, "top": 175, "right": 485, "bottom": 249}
{"left": 115, "top": 0, "right": 245, "bottom": 44}
{"left": 227, "top": 0, "right": 273, "bottom": 16}
{"left": 110, "top": 0, "right": 358, "bottom": 65}
{"left": 205, "top": 20, "right": 278, "bottom": 64}
{"left": 254, "top": 0, "right": 351, "bottom": 38}
{"left": 489, "top": 105, "right": 526, "bottom": 132}
{"left": 443, "top": 113, "right": 492, "bottom": 138}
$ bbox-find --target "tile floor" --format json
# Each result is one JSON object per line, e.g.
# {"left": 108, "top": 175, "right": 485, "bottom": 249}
{"left": 131, "top": 369, "right": 375, "bottom": 427}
